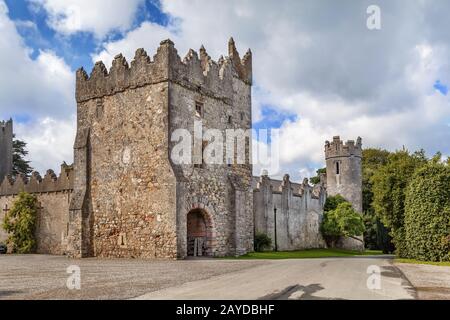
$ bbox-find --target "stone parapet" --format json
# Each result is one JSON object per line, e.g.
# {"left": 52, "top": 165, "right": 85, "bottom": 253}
{"left": 76, "top": 38, "right": 252, "bottom": 104}
{"left": 325, "top": 136, "right": 362, "bottom": 159}
{"left": 0, "top": 164, "right": 74, "bottom": 196}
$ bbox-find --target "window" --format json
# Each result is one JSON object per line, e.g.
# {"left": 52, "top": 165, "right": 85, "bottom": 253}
{"left": 194, "top": 140, "right": 208, "bottom": 169}
{"left": 96, "top": 98, "right": 104, "bottom": 120}
{"left": 336, "top": 162, "right": 340, "bottom": 175}
{"left": 228, "top": 115, "right": 232, "bottom": 124}
{"left": 240, "top": 112, "right": 244, "bottom": 121}
{"left": 195, "top": 102, "right": 203, "bottom": 118}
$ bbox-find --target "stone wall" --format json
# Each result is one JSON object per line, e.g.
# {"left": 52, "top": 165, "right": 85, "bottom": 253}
{"left": 71, "top": 82, "right": 178, "bottom": 259}
{"left": 169, "top": 79, "right": 254, "bottom": 257}
{"left": 69, "top": 38, "right": 254, "bottom": 259}
{"left": 253, "top": 174, "right": 327, "bottom": 251}
{"left": 169, "top": 39, "right": 253, "bottom": 258}
{"left": 0, "top": 192, "right": 71, "bottom": 254}
{"left": 0, "top": 165, "right": 73, "bottom": 254}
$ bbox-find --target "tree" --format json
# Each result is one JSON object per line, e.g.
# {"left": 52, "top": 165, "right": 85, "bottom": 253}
{"left": 2, "top": 192, "right": 38, "bottom": 253}
{"left": 404, "top": 162, "right": 450, "bottom": 262}
{"left": 321, "top": 202, "right": 365, "bottom": 247}
{"left": 323, "top": 194, "right": 347, "bottom": 212}
{"left": 12, "top": 135, "right": 33, "bottom": 176}
{"left": 361, "top": 148, "right": 392, "bottom": 252}
{"left": 371, "top": 150, "right": 427, "bottom": 257}
{"left": 310, "top": 168, "right": 326, "bottom": 185}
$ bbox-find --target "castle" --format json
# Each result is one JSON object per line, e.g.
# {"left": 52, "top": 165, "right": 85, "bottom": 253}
{"left": 0, "top": 39, "right": 363, "bottom": 258}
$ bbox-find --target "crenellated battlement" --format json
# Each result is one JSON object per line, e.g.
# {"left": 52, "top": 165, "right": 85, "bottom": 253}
{"left": 0, "top": 163, "right": 74, "bottom": 196}
{"left": 0, "top": 119, "right": 13, "bottom": 138}
{"left": 0, "top": 119, "right": 13, "bottom": 130}
{"left": 325, "top": 136, "right": 362, "bottom": 159}
{"left": 76, "top": 38, "right": 252, "bottom": 103}
{"left": 254, "top": 173, "right": 326, "bottom": 200}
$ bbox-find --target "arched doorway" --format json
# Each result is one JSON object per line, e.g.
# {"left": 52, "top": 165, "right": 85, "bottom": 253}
{"left": 187, "top": 209, "right": 213, "bottom": 257}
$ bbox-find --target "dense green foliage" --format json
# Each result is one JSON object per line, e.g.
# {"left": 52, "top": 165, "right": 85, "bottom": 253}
{"left": 254, "top": 232, "right": 272, "bottom": 252}
{"left": 371, "top": 150, "right": 427, "bottom": 257}
{"left": 321, "top": 200, "right": 365, "bottom": 247}
{"left": 12, "top": 135, "right": 33, "bottom": 176}
{"left": 323, "top": 194, "right": 347, "bottom": 212}
{"left": 320, "top": 147, "right": 448, "bottom": 262}
{"left": 361, "top": 148, "right": 393, "bottom": 252}
{"left": 2, "top": 192, "right": 38, "bottom": 253}
{"left": 404, "top": 162, "right": 450, "bottom": 262}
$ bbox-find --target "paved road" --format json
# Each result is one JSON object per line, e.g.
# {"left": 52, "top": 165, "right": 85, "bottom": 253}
{"left": 0, "top": 255, "right": 416, "bottom": 300}
{"left": 136, "top": 256, "right": 416, "bottom": 300}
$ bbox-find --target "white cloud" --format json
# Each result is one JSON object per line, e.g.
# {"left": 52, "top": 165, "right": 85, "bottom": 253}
{"left": 0, "top": 1, "right": 74, "bottom": 119}
{"left": 0, "top": 0, "right": 75, "bottom": 172}
{"left": 90, "top": 0, "right": 450, "bottom": 180}
{"left": 4, "top": 0, "right": 450, "bottom": 180}
{"left": 14, "top": 117, "right": 76, "bottom": 175}
{"left": 93, "top": 21, "right": 173, "bottom": 67}
{"left": 28, "top": 0, "right": 145, "bottom": 38}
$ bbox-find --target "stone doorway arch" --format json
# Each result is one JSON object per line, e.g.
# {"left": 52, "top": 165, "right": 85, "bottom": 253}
{"left": 186, "top": 209, "right": 214, "bottom": 257}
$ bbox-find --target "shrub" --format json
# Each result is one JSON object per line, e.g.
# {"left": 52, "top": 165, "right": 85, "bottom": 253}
{"left": 2, "top": 192, "right": 38, "bottom": 254}
{"left": 323, "top": 194, "right": 348, "bottom": 212}
{"left": 404, "top": 163, "right": 450, "bottom": 262}
{"left": 254, "top": 232, "right": 272, "bottom": 252}
{"left": 321, "top": 202, "right": 365, "bottom": 247}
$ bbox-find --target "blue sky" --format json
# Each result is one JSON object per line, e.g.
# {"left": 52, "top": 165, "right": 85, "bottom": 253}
{"left": 0, "top": 0, "right": 449, "bottom": 180}
{"left": 4, "top": 0, "right": 169, "bottom": 74}
{"left": 4, "top": 0, "right": 295, "bottom": 132}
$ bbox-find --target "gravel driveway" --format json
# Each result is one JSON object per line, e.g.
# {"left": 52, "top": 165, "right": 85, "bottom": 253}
{"left": 0, "top": 255, "right": 265, "bottom": 300}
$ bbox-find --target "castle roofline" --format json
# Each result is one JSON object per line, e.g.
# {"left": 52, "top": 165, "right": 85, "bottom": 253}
{"left": 0, "top": 118, "right": 13, "bottom": 127}
{"left": 0, "top": 163, "right": 74, "bottom": 196}
{"left": 325, "top": 136, "right": 362, "bottom": 159}
{"left": 76, "top": 38, "right": 252, "bottom": 103}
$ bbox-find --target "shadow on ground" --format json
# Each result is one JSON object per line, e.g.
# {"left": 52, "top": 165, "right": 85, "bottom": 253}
{"left": 0, "top": 290, "right": 24, "bottom": 298}
{"left": 258, "top": 284, "right": 345, "bottom": 300}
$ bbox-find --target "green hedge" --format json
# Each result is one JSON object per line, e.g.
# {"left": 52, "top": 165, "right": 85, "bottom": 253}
{"left": 404, "top": 163, "right": 450, "bottom": 262}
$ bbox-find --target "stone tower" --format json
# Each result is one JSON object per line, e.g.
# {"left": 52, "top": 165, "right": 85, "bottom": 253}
{"left": 325, "top": 136, "right": 364, "bottom": 250}
{"left": 0, "top": 119, "right": 13, "bottom": 182}
{"left": 68, "top": 39, "right": 254, "bottom": 259}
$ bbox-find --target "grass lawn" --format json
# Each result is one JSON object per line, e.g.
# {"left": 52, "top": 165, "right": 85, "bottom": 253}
{"left": 395, "top": 258, "right": 450, "bottom": 267}
{"left": 226, "top": 249, "right": 384, "bottom": 260}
